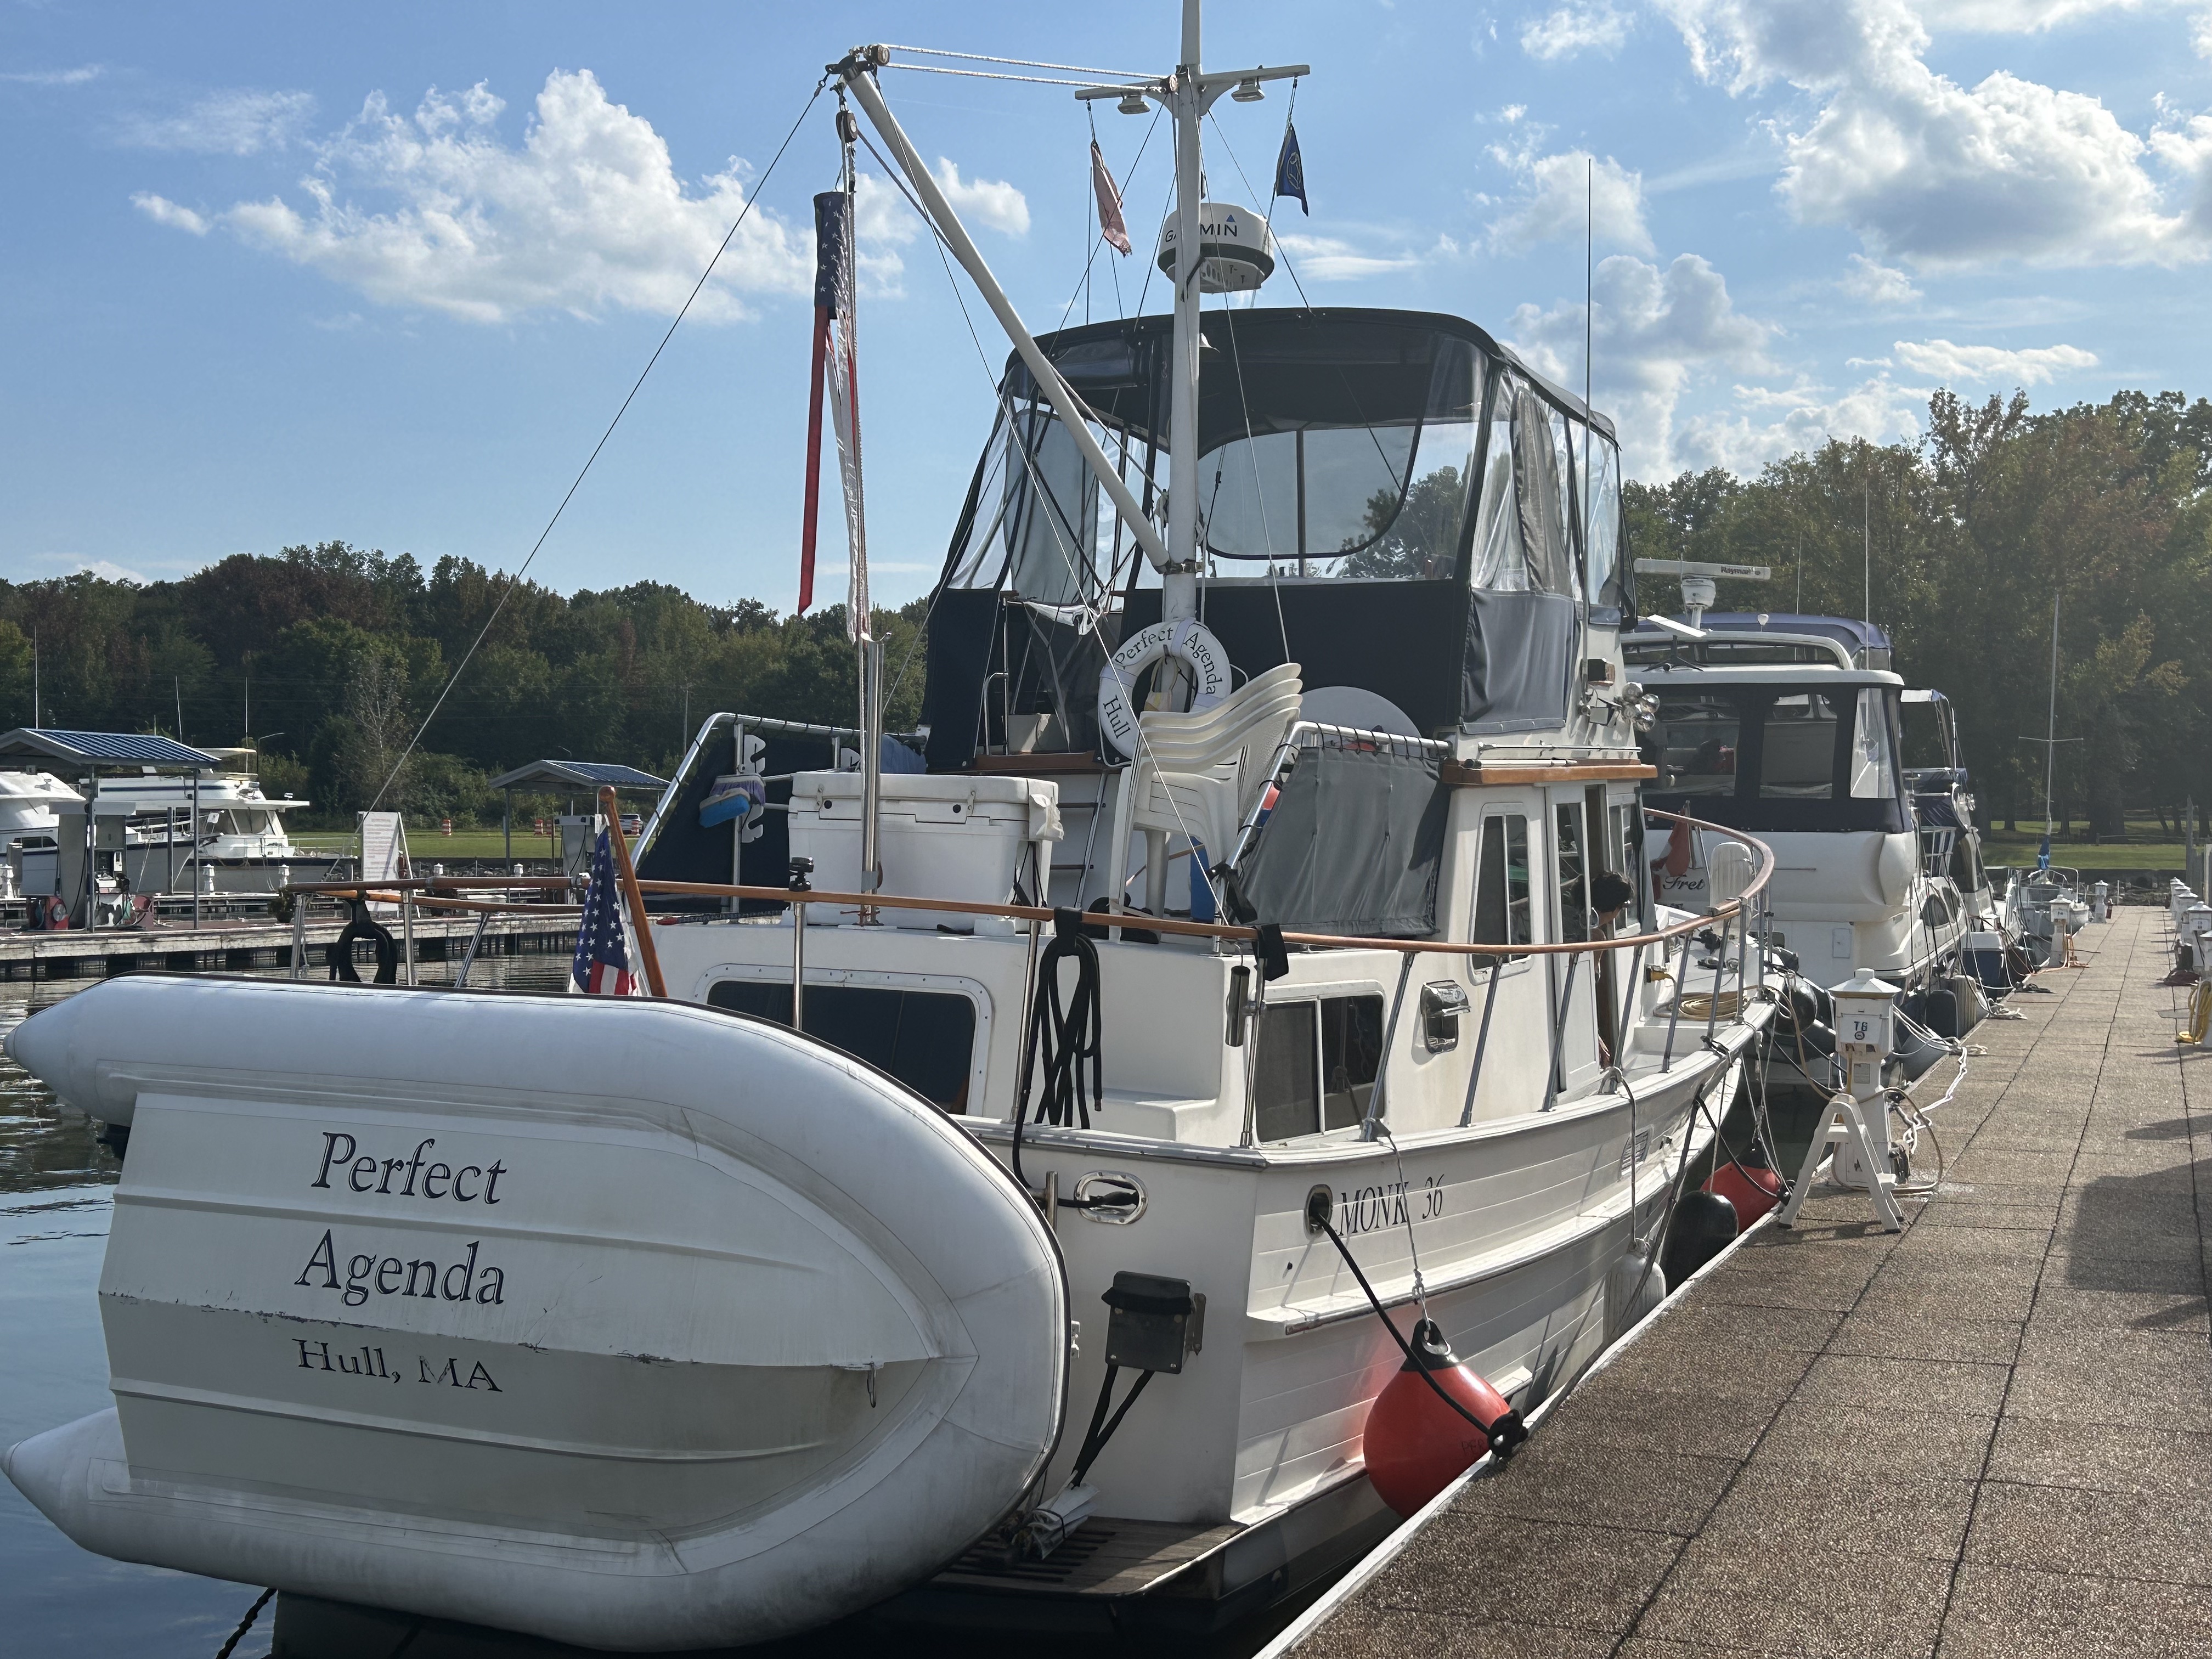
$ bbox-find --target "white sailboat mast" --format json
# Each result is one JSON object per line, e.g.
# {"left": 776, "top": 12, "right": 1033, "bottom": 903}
{"left": 1163, "top": 0, "right": 1206, "bottom": 633}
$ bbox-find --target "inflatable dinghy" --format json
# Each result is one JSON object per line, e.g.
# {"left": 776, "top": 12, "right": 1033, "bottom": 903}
{"left": 1, "top": 976, "right": 1065, "bottom": 1651}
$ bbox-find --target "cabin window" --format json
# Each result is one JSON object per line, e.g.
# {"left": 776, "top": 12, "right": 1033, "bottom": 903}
{"left": 1253, "top": 994, "right": 1386, "bottom": 1141}
{"left": 1321, "top": 996, "right": 1386, "bottom": 1130}
{"left": 1555, "top": 804, "right": 1590, "bottom": 944}
{"left": 1474, "top": 813, "right": 1533, "bottom": 961}
{"left": 704, "top": 981, "right": 975, "bottom": 1110}
{"left": 1652, "top": 697, "right": 1741, "bottom": 795}
{"left": 1252, "top": 1001, "right": 1320, "bottom": 1142}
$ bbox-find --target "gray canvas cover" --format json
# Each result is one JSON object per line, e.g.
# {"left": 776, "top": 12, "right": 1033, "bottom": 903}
{"left": 1462, "top": 589, "right": 1576, "bottom": 732}
{"left": 1232, "top": 746, "right": 1449, "bottom": 938}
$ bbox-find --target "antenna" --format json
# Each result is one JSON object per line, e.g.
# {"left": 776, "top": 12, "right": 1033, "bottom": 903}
{"left": 1863, "top": 475, "right": 1871, "bottom": 627}
{"left": 1583, "top": 156, "right": 1593, "bottom": 598}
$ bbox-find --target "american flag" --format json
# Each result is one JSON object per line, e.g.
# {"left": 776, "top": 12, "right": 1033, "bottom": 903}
{"left": 571, "top": 830, "right": 638, "bottom": 996}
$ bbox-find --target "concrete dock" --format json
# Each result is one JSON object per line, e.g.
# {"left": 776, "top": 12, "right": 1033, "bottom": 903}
{"left": 1284, "top": 903, "right": 2211, "bottom": 1659}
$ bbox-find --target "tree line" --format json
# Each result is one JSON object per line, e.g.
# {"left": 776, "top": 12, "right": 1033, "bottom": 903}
{"left": 2, "top": 386, "right": 2205, "bottom": 837}
{"left": 1624, "top": 388, "right": 2212, "bottom": 840}
{"left": 0, "top": 546, "right": 928, "bottom": 827}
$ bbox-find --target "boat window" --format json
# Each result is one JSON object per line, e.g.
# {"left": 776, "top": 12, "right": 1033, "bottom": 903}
{"left": 704, "top": 981, "right": 976, "bottom": 1111}
{"left": 1252, "top": 1001, "right": 1320, "bottom": 1142}
{"left": 1321, "top": 995, "right": 1385, "bottom": 1130}
{"left": 1651, "top": 697, "right": 1741, "bottom": 795}
{"left": 1196, "top": 420, "right": 1480, "bottom": 580}
{"left": 1758, "top": 693, "right": 1842, "bottom": 799}
{"left": 1642, "top": 684, "right": 1912, "bottom": 834}
{"left": 1850, "top": 689, "right": 1899, "bottom": 799}
{"left": 1582, "top": 433, "right": 1623, "bottom": 613}
{"left": 1474, "top": 813, "right": 1533, "bottom": 961}
{"left": 1555, "top": 804, "right": 1589, "bottom": 944}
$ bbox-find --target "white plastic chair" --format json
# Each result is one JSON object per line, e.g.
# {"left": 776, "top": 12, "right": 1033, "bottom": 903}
{"left": 1103, "top": 665, "right": 1302, "bottom": 923}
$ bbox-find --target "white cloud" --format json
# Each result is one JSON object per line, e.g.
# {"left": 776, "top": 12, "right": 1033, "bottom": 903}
{"left": 1673, "top": 374, "right": 1928, "bottom": 473}
{"left": 1521, "top": 2, "right": 1633, "bottom": 59}
{"left": 1, "top": 64, "right": 104, "bottom": 87}
{"left": 929, "top": 158, "right": 1029, "bottom": 237}
{"left": 1655, "top": 0, "right": 2210, "bottom": 267}
{"left": 131, "top": 192, "right": 210, "bottom": 235}
{"left": 1915, "top": 0, "right": 2151, "bottom": 29}
{"left": 126, "top": 89, "right": 317, "bottom": 155}
{"left": 30, "top": 555, "right": 152, "bottom": 584}
{"left": 2197, "top": 7, "right": 2212, "bottom": 54}
{"left": 1277, "top": 232, "right": 1424, "bottom": 279}
{"left": 1487, "top": 148, "right": 1653, "bottom": 253}
{"left": 1891, "top": 336, "right": 2097, "bottom": 382}
{"left": 1509, "top": 252, "right": 1774, "bottom": 473}
{"left": 155, "top": 71, "right": 812, "bottom": 324}
{"left": 1839, "top": 252, "right": 1921, "bottom": 303}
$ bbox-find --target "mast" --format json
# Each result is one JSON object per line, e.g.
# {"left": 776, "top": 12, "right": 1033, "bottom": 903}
{"left": 1162, "top": 0, "right": 1205, "bottom": 635}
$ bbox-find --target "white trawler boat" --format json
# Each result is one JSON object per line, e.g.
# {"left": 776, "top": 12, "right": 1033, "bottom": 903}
{"left": 108, "top": 747, "right": 336, "bottom": 895}
{"left": 4, "top": 9, "right": 1794, "bottom": 1649}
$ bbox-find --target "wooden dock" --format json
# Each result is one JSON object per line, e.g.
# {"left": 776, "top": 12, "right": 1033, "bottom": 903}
{"left": 1273, "top": 902, "right": 2211, "bottom": 1659}
{"left": 0, "top": 910, "right": 577, "bottom": 980}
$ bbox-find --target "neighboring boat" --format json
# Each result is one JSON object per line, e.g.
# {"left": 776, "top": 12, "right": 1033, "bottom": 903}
{"left": 3, "top": 8, "right": 1799, "bottom": 1648}
{"left": 105, "top": 747, "right": 338, "bottom": 894}
{"left": 1624, "top": 610, "right": 1969, "bottom": 994}
{"left": 0, "top": 769, "right": 82, "bottom": 896}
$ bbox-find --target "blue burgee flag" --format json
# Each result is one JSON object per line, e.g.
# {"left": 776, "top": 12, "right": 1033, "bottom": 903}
{"left": 1273, "top": 121, "right": 1308, "bottom": 215}
{"left": 572, "top": 830, "right": 637, "bottom": 996}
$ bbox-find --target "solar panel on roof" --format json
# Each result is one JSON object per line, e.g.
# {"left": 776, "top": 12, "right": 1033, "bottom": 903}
{"left": 0, "top": 729, "right": 223, "bottom": 767}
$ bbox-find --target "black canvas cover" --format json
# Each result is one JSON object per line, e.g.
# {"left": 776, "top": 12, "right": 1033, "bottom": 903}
{"left": 1232, "top": 746, "right": 1449, "bottom": 938}
{"left": 637, "top": 726, "right": 852, "bottom": 913}
{"left": 1462, "top": 590, "right": 1576, "bottom": 732}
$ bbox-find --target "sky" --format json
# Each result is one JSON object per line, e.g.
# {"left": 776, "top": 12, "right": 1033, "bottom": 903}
{"left": 4, "top": 0, "right": 2209, "bottom": 611}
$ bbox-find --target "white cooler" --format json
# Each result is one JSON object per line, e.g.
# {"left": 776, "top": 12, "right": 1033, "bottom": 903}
{"left": 786, "top": 771, "right": 1062, "bottom": 932}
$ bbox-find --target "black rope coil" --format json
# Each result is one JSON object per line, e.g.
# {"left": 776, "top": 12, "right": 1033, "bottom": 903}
{"left": 1009, "top": 908, "right": 1103, "bottom": 1196}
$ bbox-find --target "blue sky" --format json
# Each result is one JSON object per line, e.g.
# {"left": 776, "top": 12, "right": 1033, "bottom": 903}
{"left": 5, "top": 1, "right": 2209, "bottom": 610}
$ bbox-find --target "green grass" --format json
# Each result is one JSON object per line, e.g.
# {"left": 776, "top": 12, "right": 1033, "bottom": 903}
{"left": 1983, "top": 840, "right": 2187, "bottom": 871}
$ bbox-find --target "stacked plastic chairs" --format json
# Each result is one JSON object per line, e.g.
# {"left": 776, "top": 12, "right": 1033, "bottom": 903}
{"left": 1103, "top": 662, "right": 1303, "bottom": 923}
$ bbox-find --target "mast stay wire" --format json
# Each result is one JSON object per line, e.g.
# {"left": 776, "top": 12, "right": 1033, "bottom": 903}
{"left": 876, "top": 44, "right": 1162, "bottom": 82}
{"left": 368, "top": 76, "right": 830, "bottom": 812}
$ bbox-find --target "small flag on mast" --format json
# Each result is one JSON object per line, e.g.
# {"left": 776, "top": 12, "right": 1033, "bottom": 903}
{"left": 571, "top": 828, "right": 640, "bottom": 996}
{"left": 800, "top": 188, "right": 869, "bottom": 631}
{"left": 1091, "top": 140, "right": 1131, "bottom": 255}
{"left": 1273, "top": 122, "right": 1308, "bottom": 216}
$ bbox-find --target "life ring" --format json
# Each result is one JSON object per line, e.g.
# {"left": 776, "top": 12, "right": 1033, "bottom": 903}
{"left": 1097, "top": 617, "right": 1232, "bottom": 758}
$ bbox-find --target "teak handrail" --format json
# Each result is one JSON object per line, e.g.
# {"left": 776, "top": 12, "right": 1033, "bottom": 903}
{"left": 633, "top": 809, "right": 1771, "bottom": 961}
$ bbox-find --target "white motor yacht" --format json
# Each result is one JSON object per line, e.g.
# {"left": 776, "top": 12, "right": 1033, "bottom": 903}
{"left": 103, "top": 747, "right": 336, "bottom": 894}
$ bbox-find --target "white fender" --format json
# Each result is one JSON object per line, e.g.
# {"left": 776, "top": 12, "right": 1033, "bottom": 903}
{"left": 1096, "top": 617, "right": 1232, "bottom": 758}
{"left": 2, "top": 976, "right": 1066, "bottom": 1651}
